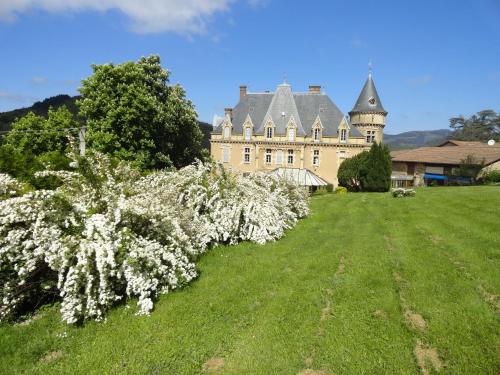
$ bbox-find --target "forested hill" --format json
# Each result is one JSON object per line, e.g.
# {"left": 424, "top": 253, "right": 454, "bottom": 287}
{"left": 0, "top": 95, "right": 213, "bottom": 149}
{"left": 0, "top": 95, "right": 79, "bottom": 132}
{"left": 384, "top": 129, "right": 452, "bottom": 150}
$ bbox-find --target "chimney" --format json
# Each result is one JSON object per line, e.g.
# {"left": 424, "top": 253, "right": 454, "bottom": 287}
{"left": 224, "top": 107, "right": 232, "bottom": 119}
{"left": 239, "top": 85, "right": 247, "bottom": 100}
{"left": 309, "top": 85, "right": 321, "bottom": 94}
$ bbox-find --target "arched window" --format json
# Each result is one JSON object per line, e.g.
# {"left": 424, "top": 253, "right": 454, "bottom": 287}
{"left": 266, "top": 127, "right": 273, "bottom": 139}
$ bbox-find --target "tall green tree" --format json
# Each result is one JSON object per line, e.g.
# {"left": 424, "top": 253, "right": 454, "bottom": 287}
{"left": 77, "top": 55, "right": 203, "bottom": 169}
{"left": 359, "top": 142, "right": 392, "bottom": 192}
{"left": 449, "top": 110, "right": 500, "bottom": 142}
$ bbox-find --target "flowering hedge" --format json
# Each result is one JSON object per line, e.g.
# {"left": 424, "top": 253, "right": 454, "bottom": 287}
{"left": 0, "top": 153, "right": 309, "bottom": 324}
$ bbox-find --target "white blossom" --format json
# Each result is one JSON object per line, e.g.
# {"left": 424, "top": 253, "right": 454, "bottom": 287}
{"left": 0, "top": 153, "right": 309, "bottom": 324}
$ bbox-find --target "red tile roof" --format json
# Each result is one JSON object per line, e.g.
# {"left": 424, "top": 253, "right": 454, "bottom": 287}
{"left": 391, "top": 145, "right": 500, "bottom": 166}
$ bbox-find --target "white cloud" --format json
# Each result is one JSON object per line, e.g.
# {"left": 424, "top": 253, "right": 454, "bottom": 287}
{"left": 0, "top": 0, "right": 233, "bottom": 34}
{"left": 247, "top": 0, "right": 269, "bottom": 8}
{"left": 408, "top": 74, "right": 432, "bottom": 87}
{"left": 350, "top": 37, "right": 367, "bottom": 49}
{"left": 31, "top": 76, "right": 48, "bottom": 84}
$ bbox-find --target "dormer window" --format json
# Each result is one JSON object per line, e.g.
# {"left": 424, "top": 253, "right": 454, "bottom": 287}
{"left": 288, "top": 128, "right": 295, "bottom": 141}
{"left": 313, "top": 128, "right": 321, "bottom": 142}
{"left": 266, "top": 127, "right": 273, "bottom": 139}
{"left": 340, "top": 129, "right": 347, "bottom": 142}
{"left": 223, "top": 126, "right": 231, "bottom": 139}
{"left": 244, "top": 127, "right": 252, "bottom": 141}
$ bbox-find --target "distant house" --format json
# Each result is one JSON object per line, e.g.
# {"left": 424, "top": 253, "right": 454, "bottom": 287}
{"left": 391, "top": 141, "right": 500, "bottom": 187}
{"left": 210, "top": 73, "right": 387, "bottom": 187}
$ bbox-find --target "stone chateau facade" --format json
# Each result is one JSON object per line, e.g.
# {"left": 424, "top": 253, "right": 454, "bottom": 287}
{"left": 210, "top": 74, "right": 387, "bottom": 187}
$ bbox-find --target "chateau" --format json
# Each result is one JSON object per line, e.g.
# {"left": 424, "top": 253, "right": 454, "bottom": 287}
{"left": 210, "top": 73, "right": 387, "bottom": 187}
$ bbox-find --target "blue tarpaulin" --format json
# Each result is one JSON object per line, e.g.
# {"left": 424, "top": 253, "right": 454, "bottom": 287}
{"left": 424, "top": 173, "right": 447, "bottom": 180}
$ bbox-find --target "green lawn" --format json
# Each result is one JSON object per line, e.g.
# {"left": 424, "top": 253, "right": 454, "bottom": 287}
{"left": 1, "top": 186, "right": 499, "bottom": 374}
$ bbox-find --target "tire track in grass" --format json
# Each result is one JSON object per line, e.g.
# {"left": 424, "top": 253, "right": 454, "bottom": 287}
{"left": 311, "top": 194, "right": 416, "bottom": 374}
{"left": 427, "top": 234, "right": 499, "bottom": 314}
{"left": 377, "top": 194, "right": 446, "bottom": 375}
{"left": 383, "top": 234, "right": 443, "bottom": 375}
{"left": 384, "top": 195, "right": 499, "bottom": 374}
{"left": 211, "top": 195, "right": 353, "bottom": 374}
{"left": 298, "top": 256, "right": 346, "bottom": 375}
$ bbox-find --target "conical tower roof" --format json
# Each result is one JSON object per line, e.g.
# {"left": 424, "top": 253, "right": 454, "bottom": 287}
{"left": 349, "top": 74, "right": 387, "bottom": 115}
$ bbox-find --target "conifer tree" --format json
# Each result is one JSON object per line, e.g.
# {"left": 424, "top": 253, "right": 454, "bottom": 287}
{"left": 359, "top": 142, "right": 392, "bottom": 192}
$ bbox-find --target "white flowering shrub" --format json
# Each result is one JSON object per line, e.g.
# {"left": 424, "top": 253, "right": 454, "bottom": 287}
{"left": 0, "top": 153, "right": 309, "bottom": 324}
{"left": 0, "top": 173, "right": 26, "bottom": 198}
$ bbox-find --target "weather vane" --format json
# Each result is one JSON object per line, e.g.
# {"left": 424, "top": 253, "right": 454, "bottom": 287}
{"left": 283, "top": 72, "right": 288, "bottom": 84}
{"left": 368, "top": 60, "right": 373, "bottom": 75}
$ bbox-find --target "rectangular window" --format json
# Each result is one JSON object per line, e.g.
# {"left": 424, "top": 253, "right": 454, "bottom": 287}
{"left": 366, "top": 130, "right": 371, "bottom": 143}
{"left": 313, "top": 149, "right": 320, "bottom": 166}
{"left": 222, "top": 147, "right": 230, "bottom": 163}
{"left": 244, "top": 127, "right": 251, "bottom": 141}
{"left": 341, "top": 129, "right": 347, "bottom": 142}
{"left": 276, "top": 149, "right": 283, "bottom": 165}
{"left": 371, "top": 134, "right": 376, "bottom": 143}
{"left": 223, "top": 126, "right": 230, "bottom": 139}
{"left": 265, "top": 148, "right": 272, "bottom": 164}
{"left": 266, "top": 127, "right": 273, "bottom": 139}
{"left": 287, "top": 149, "right": 294, "bottom": 165}
{"left": 314, "top": 128, "right": 321, "bottom": 141}
{"left": 339, "top": 150, "right": 346, "bottom": 159}
{"left": 244, "top": 147, "right": 250, "bottom": 163}
{"left": 288, "top": 128, "right": 295, "bottom": 141}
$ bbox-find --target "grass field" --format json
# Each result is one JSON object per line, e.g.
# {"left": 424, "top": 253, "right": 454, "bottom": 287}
{"left": 1, "top": 186, "right": 499, "bottom": 374}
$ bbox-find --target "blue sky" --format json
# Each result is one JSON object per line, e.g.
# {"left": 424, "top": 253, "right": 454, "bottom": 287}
{"left": 0, "top": 0, "right": 499, "bottom": 134}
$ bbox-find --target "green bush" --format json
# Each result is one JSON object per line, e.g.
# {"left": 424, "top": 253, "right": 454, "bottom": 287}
{"left": 392, "top": 188, "right": 416, "bottom": 198}
{"left": 482, "top": 170, "right": 500, "bottom": 183}
{"left": 335, "top": 186, "right": 347, "bottom": 194}
{"left": 326, "top": 183, "right": 334, "bottom": 192}
{"left": 337, "top": 151, "right": 368, "bottom": 191}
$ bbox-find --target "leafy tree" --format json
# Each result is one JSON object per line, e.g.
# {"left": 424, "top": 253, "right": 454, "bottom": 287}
{"left": 338, "top": 151, "right": 368, "bottom": 191}
{"left": 77, "top": 55, "right": 204, "bottom": 170}
{"left": 449, "top": 110, "right": 500, "bottom": 142}
{"left": 0, "top": 106, "right": 75, "bottom": 187}
{"left": 359, "top": 142, "right": 392, "bottom": 192}
{"left": 3, "top": 106, "right": 76, "bottom": 155}
{"left": 453, "top": 155, "right": 485, "bottom": 181}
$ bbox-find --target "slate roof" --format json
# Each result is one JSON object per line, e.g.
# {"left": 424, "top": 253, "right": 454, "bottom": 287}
{"left": 349, "top": 74, "right": 387, "bottom": 114}
{"left": 391, "top": 145, "right": 500, "bottom": 166}
{"left": 213, "top": 83, "right": 363, "bottom": 137}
